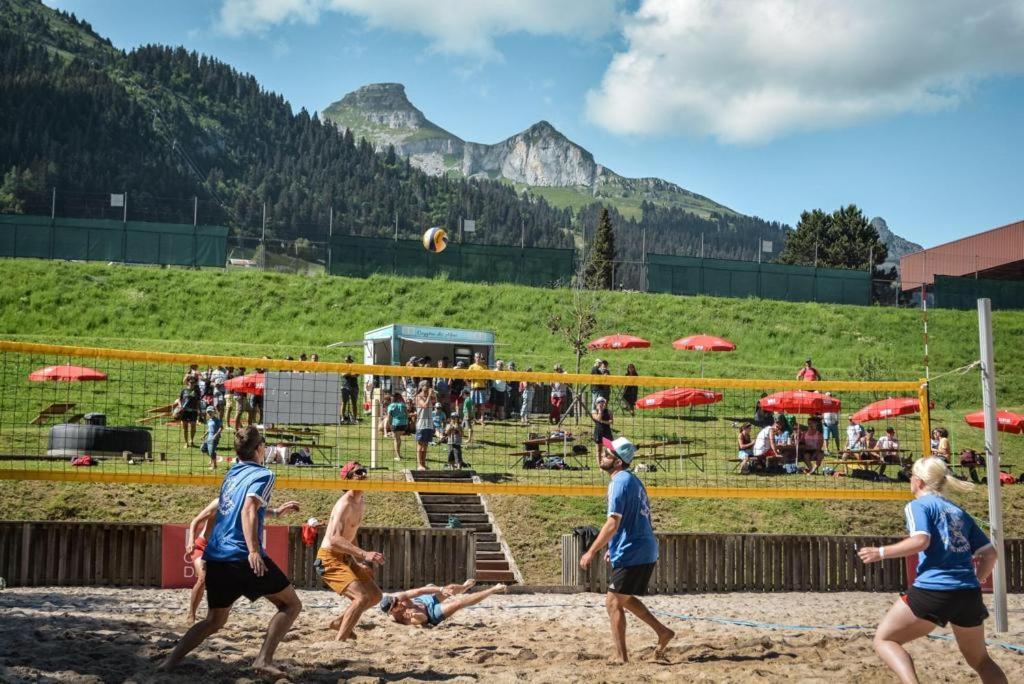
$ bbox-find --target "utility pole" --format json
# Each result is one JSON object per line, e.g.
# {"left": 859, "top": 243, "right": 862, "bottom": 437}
{"left": 328, "top": 206, "right": 334, "bottom": 274}
{"left": 700, "top": 233, "right": 704, "bottom": 259}
{"left": 50, "top": 187, "right": 56, "bottom": 219}
{"left": 394, "top": 211, "right": 398, "bottom": 241}
{"left": 261, "top": 202, "right": 267, "bottom": 271}
{"left": 757, "top": 237, "right": 762, "bottom": 264}
{"left": 521, "top": 216, "right": 525, "bottom": 250}
{"left": 122, "top": 191, "right": 128, "bottom": 223}
{"left": 641, "top": 225, "right": 647, "bottom": 291}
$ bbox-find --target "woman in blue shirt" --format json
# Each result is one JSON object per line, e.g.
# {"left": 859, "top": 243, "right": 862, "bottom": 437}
{"left": 858, "top": 457, "right": 1005, "bottom": 683}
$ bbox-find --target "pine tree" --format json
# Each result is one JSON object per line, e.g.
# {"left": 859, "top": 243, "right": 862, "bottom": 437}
{"left": 584, "top": 208, "right": 615, "bottom": 289}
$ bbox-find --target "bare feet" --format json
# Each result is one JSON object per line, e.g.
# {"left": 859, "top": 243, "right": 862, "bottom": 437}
{"left": 491, "top": 583, "right": 508, "bottom": 594}
{"left": 654, "top": 628, "right": 676, "bottom": 658}
{"left": 186, "top": 613, "right": 196, "bottom": 625}
{"left": 328, "top": 616, "right": 342, "bottom": 631}
{"left": 252, "top": 660, "right": 286, "bottom": 678}
{"left": 334, "top": 631, "right": 357, "bottom": 642}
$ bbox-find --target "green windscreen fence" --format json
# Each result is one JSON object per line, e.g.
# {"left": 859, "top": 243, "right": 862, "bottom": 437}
{"left": 329, "top": 235, "right": 574, "bottom": 287}
{"left": 0, "top": 215, "right": 228, "bottom": 267}
{"left": 647, "top": 253, "right": 870, "bottom": 305}
{"left": 933, "top": 275, "right": 1024, "bottom": 310}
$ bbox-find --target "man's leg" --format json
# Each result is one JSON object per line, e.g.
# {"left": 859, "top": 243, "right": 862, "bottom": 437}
{"left": 250, "top": 586, "right": 302, "bottom": 675}
{"left": 605, "top": 592, "right": 628, "bottom": 663}
{"left": 872, "top": 598, "right": 937, "bottom": 684}
{"left": 441, "top": 579, "right": 476, "bottom": 597}
{"left": 621, "top": 595, "right": 675, "bottom": 656}
{"left": 186, "top": 562, "right": 206, "bottom": 623}
{"left": 337, "top": 580, "right": 383, "bottom": 641}
{"left": 159, "top": 607, "right": 231, "bottom": 670}
{"left": 439, "top": 583, "right": 506, "bottom": 619}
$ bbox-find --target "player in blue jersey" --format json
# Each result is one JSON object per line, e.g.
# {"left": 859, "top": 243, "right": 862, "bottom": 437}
{"left": 160, "top": 426, "right": 302, "bottom": 677}
{"left": 580, "top": 436, "right": 675, "bottom": 663}
{"left": 859, "top": 456, "right": 1006, "bottom": 683}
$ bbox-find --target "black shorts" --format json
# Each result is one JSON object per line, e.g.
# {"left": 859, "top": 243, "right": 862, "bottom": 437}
{"left": 608, "top": 562, "right": 656, "bottom": 596}
{"left": 902, "top": 585, "right": 989, "bottom": 628}
{"left": 205, "top": 556, "right": 290, "bottom": 609}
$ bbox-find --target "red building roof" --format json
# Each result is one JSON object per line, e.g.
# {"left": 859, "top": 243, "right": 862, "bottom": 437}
{"left": 900, "top": 219, "right": 1024, "bottom": 291}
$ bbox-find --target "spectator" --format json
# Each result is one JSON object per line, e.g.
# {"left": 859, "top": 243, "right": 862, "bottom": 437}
{"left": 796, "top": 358, "right": 822, "bottom": 381}
{"left": 506, "top": 361, "right": 520, "bottom": 420}
{"left": 229, "top": 366, "right": 247, "bottom": 430}
{"left": 622, "top": 363, "right": 639, "bottom": 415}
{"left": 459, "top": 388, "right": 475, "bottom": 444}
{"left": 737, "top": 423, "right": 755, "bottom": 472}
{"left": 865, "top": 427, "right": 878, "bottom": 451}
{"left": 491, "top": 360, "right": 508, "bottom": 420}
{"left": 432, "top": 402, "right": 446, "bottom": 444}
{"left": 341, "top": 355, "right": 359, "bottom": 424}
{"left": 200, "top": 406, "right": 223, "bottom": 470}
{"left": 182, "top": 363, "right": 199, "bottom": 386}
{"left": 364, "top": 376, "right": 378, "bottom": 416}
{"left": 387, "top": 393, "right": 409, "bottom": 461}
{"left": 933, "top": 427, "right": 951, "bottom": 460}
{"left": 449, "top": 361, "right": 467, "bottom": 409}
{"left": 434, "top": 359, "right": 451, "bottom": 413}
{"left": 444, "top": 414, "right": 467, "bottom": 470}
{"left": 590, "top": 358, "right": 611, "bottom": 407}
{"left": 847, "top": 416, "right": 866, "bottom": 451}
{"left": 288, "top": 446, "right": 314, "bottom": 466}
{"left": 753, "top": 420, "right": 782, "bottom": 466}
{"left": 877, "top": 427, "right": 900, "bottom": 475}
{"left": 413, "top": 381, "right": 437, "bottom": 470}
{"left": 519, "top": 369, "right": 536, "bottom": 424}
{"left": 264, "top": 442, "right": 287, "bottom": 465}
{"left": 178, "top": 376, "right": 202, "bottom": 448}
{"left": 754, "top": 392, "right": 771, "bottom": 427}
{"left": 310, "top": 353, "right": 319, "bottom": 363}
{"left": 549, "top": 364, "right": 566, "bottom": 424}
{"left": 402, "top": 359, "right": 418, "bottom": 402}
{"left": 801, "top": 420, "right": 824, "bottom": 474}
{"left": 822, "top": 393, "right": 840, "bottom": 453}
{"left": 468, "top": 353, "right": 489, "bottom": 425}
{"left": 591, "top": 396, "right": 614, "bottom": 462}
{"left": 222, "top": 366, "right": 238, "bottom": 427}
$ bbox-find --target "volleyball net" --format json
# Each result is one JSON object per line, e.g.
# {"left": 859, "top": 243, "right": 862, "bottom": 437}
{"left": 0, "top": 341, "right": 933, "bottom": 501}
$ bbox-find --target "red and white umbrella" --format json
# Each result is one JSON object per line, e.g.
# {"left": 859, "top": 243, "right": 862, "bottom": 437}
{"left": 964, "top": 410, "right": 1024, "bottom": 435}
{"left": 759, "top": 390, "right": 839, "bottom": 415}
{"left": 587, "top": 334, "right": 651, "bottom": 350}
{"left": 851, "top": 397, "right": 924, "bottom": 423}
{"left": 636, "top": 387, "right": 723, "bottom": 410}
{"left": 223, "top": 372, "right": 265, "bottom": 396}
{"left": 28, "top": 365, "right": 107, "bottom": 382}
{"left": 672, "top": 334, "right": 735, "bottom": 376}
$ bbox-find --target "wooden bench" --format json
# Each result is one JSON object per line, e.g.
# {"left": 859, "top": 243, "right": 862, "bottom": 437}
{"left": 30, "top": 403, "right": 76, "bottom": 425}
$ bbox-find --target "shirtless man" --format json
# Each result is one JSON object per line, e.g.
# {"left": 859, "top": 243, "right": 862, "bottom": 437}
{"left": 379, "top": 579, "right": 507, "bottom": 627}
{"left": 315, "top": 461, "right": 386, "bottom": 640}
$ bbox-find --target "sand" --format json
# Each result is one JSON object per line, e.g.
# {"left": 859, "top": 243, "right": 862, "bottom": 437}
{"left": 0, "top": 587, "right": 1021, "bottom": 683}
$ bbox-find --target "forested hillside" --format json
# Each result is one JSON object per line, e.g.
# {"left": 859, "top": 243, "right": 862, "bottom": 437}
{"left": 0, "top": 0, "right": 785, "bottom": 267}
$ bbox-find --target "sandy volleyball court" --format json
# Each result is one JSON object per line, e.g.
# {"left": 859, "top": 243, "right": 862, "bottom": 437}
{"left": 0, "top": 587, "right": 1021, "bottom": 682}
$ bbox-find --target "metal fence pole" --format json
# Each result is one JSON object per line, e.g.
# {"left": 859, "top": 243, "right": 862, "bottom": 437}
{"left": 261, "top": 202, "right": 267, "bottom": 271}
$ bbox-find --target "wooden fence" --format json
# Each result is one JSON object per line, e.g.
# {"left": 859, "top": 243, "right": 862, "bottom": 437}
{"left": 563, "top": 532, "right": 1024, "bottom": 593}
{"left": 0, "top": 521, "right": 163, "bottom": 587}
{"left": 0, "top": 521, "right": 474, "bottom": 590}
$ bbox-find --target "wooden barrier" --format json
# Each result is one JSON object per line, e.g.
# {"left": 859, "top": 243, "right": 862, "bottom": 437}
{"left": 563, "top": 532, "right": 1024, "bottom": 594}
{"left": 0, "top": 521, "right": 474, "bottom": 590}
{"left": 288, "top": 526, "right": 475, "bottom": 591}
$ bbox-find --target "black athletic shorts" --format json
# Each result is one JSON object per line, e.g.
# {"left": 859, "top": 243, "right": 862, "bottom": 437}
{"left": 608, "top": 562, "right": 656, "bottom": 596}
{"left": 205, "top": 556, "right": 290, "bottom": 609}
{"left": 902, "top": 585, "right": 989, "bottom": 628}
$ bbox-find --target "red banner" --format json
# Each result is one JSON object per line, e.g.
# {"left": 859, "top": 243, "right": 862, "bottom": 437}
{"left": 904, "top": 555, "right": 993, "bottom": 593}
{"left": 161, "top": 524, "right": 290, "bottom": 588}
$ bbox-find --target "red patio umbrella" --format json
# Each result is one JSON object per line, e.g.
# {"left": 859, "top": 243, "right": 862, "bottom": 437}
{"left": 672, "top": 334, "right": 736, "bottom": 377}
{"left": 759, "top": 390, "right": 840, "bottom": 414}
{"left": 28, "top": 365, "right": 107, "bottom": 382}
{"left": 587, "top": 334, "right": 651, "bottom": 350}
{"left": 223, "top": 372, "right": 265, "bottom": 396}
{"left": 851, "top": 397, "right": 924, "bottom": 423}
{"left": 636, "top": 387, "right": 723, "bottom": 409}
{"left": 964, "top": 410, "right": 1024, "bottom": 435}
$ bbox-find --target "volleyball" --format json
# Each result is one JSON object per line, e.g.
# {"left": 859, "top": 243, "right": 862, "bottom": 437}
{"left": 422, "top": 226, "right": 449, "bottom": 253}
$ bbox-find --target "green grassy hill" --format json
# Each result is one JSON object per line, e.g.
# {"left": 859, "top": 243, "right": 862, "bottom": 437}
{"left": 1, "top": 257, "right": 1022, "bottom": 582}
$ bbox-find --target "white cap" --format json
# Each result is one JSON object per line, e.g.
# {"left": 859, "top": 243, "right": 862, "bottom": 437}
{"left": 306, "top": 517, "right": 319, "bottom": 527}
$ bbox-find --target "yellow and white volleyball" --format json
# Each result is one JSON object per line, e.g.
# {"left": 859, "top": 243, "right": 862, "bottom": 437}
{"left": 422, "top": 227, "right": 449, "bottom": 253}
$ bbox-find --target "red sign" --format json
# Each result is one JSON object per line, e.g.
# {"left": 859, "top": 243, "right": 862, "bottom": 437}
{"left": 161, "top": 524, "right": 290, "bottom": 588}
{"left": 904, "top": 555, "right": 993, "bottom": 593}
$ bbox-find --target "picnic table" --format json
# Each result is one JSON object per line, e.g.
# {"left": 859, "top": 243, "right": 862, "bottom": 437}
{"left": 509, "top": 433, "right": 577, "bottom": 469}
{"left": 633, "top": 439, "right": 705, "bottom": 471}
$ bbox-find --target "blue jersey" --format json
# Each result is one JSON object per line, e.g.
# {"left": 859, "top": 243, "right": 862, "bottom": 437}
{"left": 204, "top": 461, "right": 276, "bottom": 562}
{"left": 905, "top": 493, "right": 990, "bottom": 590}
{"left": 606, "top": 470, "right": 658, "bottom": 568}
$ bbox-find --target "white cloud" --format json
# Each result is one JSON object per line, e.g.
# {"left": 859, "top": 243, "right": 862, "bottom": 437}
{"left": 217, "top": 0, "right": 621, "bottom": 59}
{"left": 585, "top": 0, "right": 1024, "bottom": 144}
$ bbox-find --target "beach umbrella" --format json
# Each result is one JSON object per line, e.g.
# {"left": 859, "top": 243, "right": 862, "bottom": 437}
{"left": 636, "top": 387, "right": 723, "bottom": 410}
{"left": 851, "top": 397, "right": 923, "bottom": 423}
{"left": 587, "top": 334, "right": 651, "bottom": 350}
{"left": 223, "top": 372, "right": 265, "bottom": 396}
{"left": 964, "top": 410, "right": 1024, "bottom": 435}
{"left": 28, "top": 365, "right": 107, "bottom": 382}
{"left": 672, "top": 334, "right": 735, "bottom": 376}
{"left": 759, "top": 390, "right": 839, "bottom": 415}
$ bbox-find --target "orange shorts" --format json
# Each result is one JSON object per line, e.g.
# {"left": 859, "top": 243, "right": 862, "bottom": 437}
{"left": 315, "top": 547, "right": 374, "bottom": 595}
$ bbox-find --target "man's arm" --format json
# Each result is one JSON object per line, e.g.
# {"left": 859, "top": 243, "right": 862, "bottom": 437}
{"left": 579, "top": 515, "right": 620, "bottom": 569}
{"left": 186, "top": 497, "right": 219, "bottom": 552}
{"left": 322, "top": 500, "right": 385, "bottom": 564}
{"left": 391, "top": 584, "right": 440, "bottom": 602}
{"left": 241, "top": 496, "right": 266, "bottom": 576}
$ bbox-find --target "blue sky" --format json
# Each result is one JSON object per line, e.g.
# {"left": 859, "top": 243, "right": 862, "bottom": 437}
{"left": 46, "top": 0, "right": 1024, "bottom": 248}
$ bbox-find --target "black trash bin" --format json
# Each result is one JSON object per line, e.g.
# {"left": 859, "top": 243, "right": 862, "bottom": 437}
{"left": 84, "top": 413, "right": 107, "bottom": 426}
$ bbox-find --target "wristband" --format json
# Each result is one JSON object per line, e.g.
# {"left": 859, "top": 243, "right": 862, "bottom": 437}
{"left": 878, "top": 546, "right": 886, "bottom": 559}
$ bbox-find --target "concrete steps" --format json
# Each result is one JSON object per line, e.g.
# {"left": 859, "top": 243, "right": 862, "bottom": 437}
{"left": 410, "top": 469, "right": 518, "bottom": 585}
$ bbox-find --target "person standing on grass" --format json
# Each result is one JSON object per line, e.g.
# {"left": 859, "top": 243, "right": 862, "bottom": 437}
{"left": 591, "top": 396, "right": 614, "bottom": 463}
{"left": 858, "top": 457, "right": 1005, "bottom": 684}
{"left": 160, "top": 427, "right": 302, "bottom": 676}
{"left": 316, "top": 461, "right": 386, "bottom": 641}
{"left": 413, "top": 381, "right": 437, "bottom": 470}
{"left": 796, "top": 358, "right": 821, "bottom": 381}
{"left": 580, "top": 437, "right": 675, "bottom": 664}
{"left": 386, "top": 392, "right": 409, "bottom": 461}
{"left": 200, "top": 406, "right": 222, "bottom": 470}
{"left": 822, "top": 393, "right": 840, "bottom": 453}
{"left": 519, "top": 370, "right": 536, "bottom": 424}
{"left": 460, "top": 388, "right": 475, "bottom": 444}
{"left": 341, "top": 355, "right": 359, "bottom": 423}
{"left": 468, "top": 353, "right": 489, "bottom": 425}
{"left": 178, "top": 375, "right": 201, "bottom": 448}
{"left": 621, "top": 363, "right": 639, "bottom": 415}
{"left": 549, "top": 364, "right": 566, "bottom": 424}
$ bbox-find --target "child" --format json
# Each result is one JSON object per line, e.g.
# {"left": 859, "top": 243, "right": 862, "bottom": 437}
{"left": 387, "top": 393, "right": 409, "bottom": 461}
{"left": 432, "top": 402, "right": 447, "bottom": 444}
{"left": 460, "top": 389, "right": 475, "bottom": 444}
{"left": 444, "top": 414, "right": 466, "bottom": 469}
{"left": 199, "top": 406, "right": 222, "bottom": 470}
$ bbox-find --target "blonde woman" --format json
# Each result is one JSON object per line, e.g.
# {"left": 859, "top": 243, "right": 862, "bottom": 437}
{"left": 858, "top": 457, "right": 1005, "bottom": 684}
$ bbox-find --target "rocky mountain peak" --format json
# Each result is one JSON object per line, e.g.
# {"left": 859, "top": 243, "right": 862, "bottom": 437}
{"left": 334, "top": 83, "right": 431, "bottom": 129}
{"left": 871, "top": 217, "right": 923, "bottom": 271}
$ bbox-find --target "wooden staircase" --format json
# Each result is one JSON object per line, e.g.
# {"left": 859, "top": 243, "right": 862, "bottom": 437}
{"left": 409, "top": 470, "right": 518, "bottom": 584}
